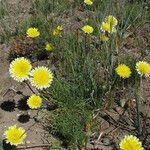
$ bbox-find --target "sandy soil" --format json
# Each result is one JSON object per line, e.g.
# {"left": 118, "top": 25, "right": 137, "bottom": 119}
{"left": 0, "top": 0, "right": 55, "bottom": 149}
{"left": 0, "top": 44, "right": 53, "bottom": 150}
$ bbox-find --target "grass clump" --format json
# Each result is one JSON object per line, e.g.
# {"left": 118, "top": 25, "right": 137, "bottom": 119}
{"left": 51, "top": 105, "right": 92, "bottom": 148}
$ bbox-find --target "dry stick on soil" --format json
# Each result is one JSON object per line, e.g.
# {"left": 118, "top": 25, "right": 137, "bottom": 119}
{"left": 18, "top": 144, "right": 50, "bottom": 149}
{"left": 107, "top": 126, "right": 120, "bottom": 136}
{"left": 106, "top": 117, "right": 132, "bottom": 132}
{"left": 103, "top": 111, "right": 134, "bottom": 132}
{"left": 117, "top": 100, "right": 134, "bottom": 125}
{"left": 96, "top": 132, "right": 103, "bottom": 144}
{"left": 2, "top": 87, "right": 25, "bottom": 97}
{"left": 18, "top": 111, "right": 50, "bottom": 149}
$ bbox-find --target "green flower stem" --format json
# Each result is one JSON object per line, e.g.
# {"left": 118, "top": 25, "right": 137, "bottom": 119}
{"left": 115, "top": 0, "right": 121, "bottom": 16}
{"left": 25, "top": 81, "right": 36, "bottom": 94}
{"left": 122, "top": 79, "right": 125, "bottom": 90}
{"left": 135, "top": 76, "right": 142, "bottom": 136}
{"left": 52, "top": 0, "right": 54, "bottom": 12}
{"left": 84, "top": 33, "right": 87, "bottom": 51}
{"left": 109, "top": 33, "right": 114, "bottom": 77}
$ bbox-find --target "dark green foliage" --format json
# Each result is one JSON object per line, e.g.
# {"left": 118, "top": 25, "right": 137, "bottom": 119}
{"left": 44, "top": 35, "right": 106, "bottom": 147}
{"left": 32, "top": 0, "right": 71, "bottom": 15}
{"left": 51, "top": 105, "right": 92, "bottom": 148}
{"left": 0, "top": 2, "right": 8, "bottom": 19}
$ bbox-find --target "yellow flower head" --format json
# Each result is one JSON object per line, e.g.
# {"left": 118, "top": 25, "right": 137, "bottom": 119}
{"left": 101, "top": 22, "right": 116, "bottom": 33}
{"left": 9, "top": 57, "right": 32, "bottom": 82}
{"left": 106, "top": 15, "right": 118, "bottom": 27}
{"left": 84, "top": 0, "right": 93, "bottom": 5}
{"left": 116, "top": 64, "right": 131, "bottom": 78}
{"left": 4, "top": 125, "right": 26, "bottom": 146}
{"left": 82, "top": 25, "right": 94, "bottom": 34}
{"left": 30, "top": 66, "right": 53, "bottom": 90}
{"left": 57, "top": 25, "right": 63, "bottom": 31}
{"left": 27, "top": 94, "right": 42, "bottom": 109}
{"left": 45, "top": 43, "right": 55, "bottom": 52}
{"left": 100, "top": 34, "right": 109, "bottom": 42}
{"left": 26, "top": 27, "right": 40, "bottom": 38}
{"left": 120, "top": 135, "right": 144, "bottom": 150}
{"left": 52, "top": 29, "right": 61, "bottom": 37}
{"left": 136, "top": 61, "right": 150, "bottom": 76}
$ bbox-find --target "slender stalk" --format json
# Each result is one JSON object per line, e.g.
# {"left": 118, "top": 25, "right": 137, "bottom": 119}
{"left": 84, "top": 135, "right": 88, "bottom": 150}
{"left": 115, "top": 0, "right": 120, "bottom": 16}
{"left": 20, "top": 114, "right": 42, "bottom": 142}
{"left": 52, "top": 0, "right": 54, "bottom": 12}
{"left": 122, "top": 79, "right": 125, "bottom": 90}
{"left": 25, "top": 81, "right": 36, "bottom": 94}
{"left": 84, "top": 33, "right": 87, "bottom": 52}
{"left": 135, "top": 93, "right": 141, "bottom": 136}
{"left": 135, "top": 76, "right": 142, "bottom": 136}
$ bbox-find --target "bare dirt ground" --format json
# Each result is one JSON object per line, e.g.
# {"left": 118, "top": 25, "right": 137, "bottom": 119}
{"left": 0, "top": 1, "right": 57, "bottom": 150}
{"left": 0, "top": 45, "right": 54, "bottom": 150}
{"left": 0, "top": 0, "right": 150, "bottom": 150}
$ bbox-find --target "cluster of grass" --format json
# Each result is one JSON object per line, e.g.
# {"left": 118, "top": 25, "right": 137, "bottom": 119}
{"left": 1, "top": 0, "right": 150, "bottom": 149}
{"left": 41, "top": 0, "right": 149, "bottom": 148}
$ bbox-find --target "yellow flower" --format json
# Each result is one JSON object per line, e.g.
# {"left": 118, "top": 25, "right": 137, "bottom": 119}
{"left": 82, "top": 25, "right": 94, "bottom": 34}
{"left": 100, "top": 34, "right": 109, "bottom": 42}
{"left": 4, "top": 125, "right": 26, "bottom": 146}
{"left": 30, "top": 66, "right": 53, "bottom": 90}
{"left": 84, "top": 0, "right": 93, "bottom": 5}
{"left": 45, "top": 43, "right": 55, "bottom": 52}
{"left": 52, "top": 29, "right": 61, "bottom": 37}
{"left": 106, "top": 15, "right": 118, "bottom": 27}
{"left": 26, "top": 27, "right": 40, "bottom": 38}
{"left": 9, "top": 57, "right": 32, "bottom": 82}
{"left": 136, "top": 61, "right": 150, "bottom": 76}
{"left": 116, "top": 64, "right": 131, "bottom": 78}
{"left": 52, "top": 26, "right": 63, "bottom": 37}
{"left": 120, "top": 135, "right": 144, "bottom": 150}
{"left": 57, "top": 25, "right": 63, "bottom": 31}
{"left": 101, "top": 22, "right": 116, "bottom": 33}
{"left": 27, "top": 94, "right": 42, "bottom": 109}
